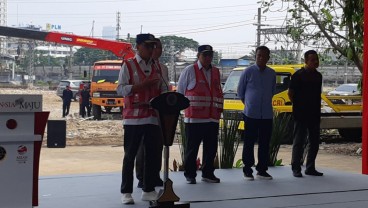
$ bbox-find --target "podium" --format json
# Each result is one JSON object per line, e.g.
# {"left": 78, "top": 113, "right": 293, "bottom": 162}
{"left": 149, "top": 92, "right": 190, "bottom": 208}
{"left": 0, "top": 95, "right": 49, "bottom": 208}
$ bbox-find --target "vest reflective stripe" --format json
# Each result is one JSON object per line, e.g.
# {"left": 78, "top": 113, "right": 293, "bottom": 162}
{"left": 123, "top": 58, "right": 160, "bottom": 119}
{"left": 184, "top": 63, "right": 223, "bottom": 120}
{"left": 186, "top": 95, "right": 212, "bottom": 101}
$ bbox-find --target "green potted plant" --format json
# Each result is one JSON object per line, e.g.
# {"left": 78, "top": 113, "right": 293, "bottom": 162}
{"left": 269, "top": 112, "right": 292, "bottom": 166}
{"left": 218, "top": 110, "right": 242, "bottom": 169}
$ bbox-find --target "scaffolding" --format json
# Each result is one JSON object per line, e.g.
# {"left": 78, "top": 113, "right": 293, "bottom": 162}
{"left": 0, "top": 0, "right": 7, "bottom": 55}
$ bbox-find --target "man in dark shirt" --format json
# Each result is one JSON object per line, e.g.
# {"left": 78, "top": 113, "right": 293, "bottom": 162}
{"left": 62, "top": 85, "right": 73, "bottom": 117}
{"left": 80, "top": 85, "right": 91, "bottom": 118}
{"left": 288, "top": 50, "right": 323, "bottom": 178}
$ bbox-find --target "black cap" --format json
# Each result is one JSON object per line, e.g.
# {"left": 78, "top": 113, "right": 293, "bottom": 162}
{"left": 198, "top": 45, "right": 213, "bottom": 53}
{"left": 136, "top": 34, "right": 156, "bottom": 44}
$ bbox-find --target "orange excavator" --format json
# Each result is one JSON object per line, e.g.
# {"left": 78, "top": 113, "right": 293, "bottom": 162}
{"left": 0, "top": 25, "right": 135, "bottom": 58}
{"left": 0, "top": 25, "right": 135, "bottom": 119}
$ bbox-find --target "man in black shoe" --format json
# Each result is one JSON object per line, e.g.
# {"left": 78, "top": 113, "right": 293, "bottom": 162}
{"left": 237, "top": 46, "right": 275, "bottom": 180}
{"left": 62, "top": 85, "right": 73, "bottom": 117}
{"left": 289, "top": 50, "right": 323, "bottom": 178}
{"left": 177, "top": 45, "right": 223, "bottom": 184}
{"left": 80, "top": 84, "right": 91, "bottom": 118}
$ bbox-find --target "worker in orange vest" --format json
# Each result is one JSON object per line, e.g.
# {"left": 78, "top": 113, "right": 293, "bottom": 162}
{"left": 177, "top": 45, "right": 223, "bottom": 184}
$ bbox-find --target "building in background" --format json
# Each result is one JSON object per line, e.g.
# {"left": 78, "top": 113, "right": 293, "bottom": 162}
{"left": 102, "top": 26, "right": 116, "bottom": 40}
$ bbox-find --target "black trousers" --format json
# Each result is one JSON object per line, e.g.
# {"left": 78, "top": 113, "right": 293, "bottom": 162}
{"left": 80, "top": 103, "right": 91, "bottom": 117}
{"left": 62, "top": 102, "right": 71, "bottom": 117}
{"left": 121, "top": 124, "right": 161, "bottom": 193}
{"left": 291, "top": 119, "right": 320, "bottom": 173}
{"left": 242, "top": 115, "right": 273, "bottom": 174}
{"left": 135, "top": 135, "right": 163, "bottom": 184}
{"left": 184, "top": 122, "right": 219, "bottom": 178}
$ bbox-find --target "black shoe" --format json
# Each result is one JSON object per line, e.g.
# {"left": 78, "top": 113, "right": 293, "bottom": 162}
{"left": 243, "top": 172, "right": 254, "bottom": 181}
{"left": 155, "top": 179, "right": 164, "bottom": 187}
{"left": 137, "top": 180, "right": 143, "bottom": 188}
{"left": 305, "top": 169, "right": 323, "bottom": 176}
{"left": 202, "top": 175, "right": 220, "bottom": 183}
{"left": 256, "top": 171, "right": 273, "bottom": 180}
{"left": 186, "top": 177, "right": 196, "bottom": 184}
{"left": 293, "top": 171, "right": 303, "bottom": 177}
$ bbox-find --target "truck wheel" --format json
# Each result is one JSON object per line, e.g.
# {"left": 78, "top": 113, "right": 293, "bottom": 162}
{"left": 92, "top": 104, "right": 102, "bottom": 120}
{"left": 338, "top": 128, "right": 362, "bottom": 142}
{"left": 105, "top": 107, "right": 112, "bottom": 113}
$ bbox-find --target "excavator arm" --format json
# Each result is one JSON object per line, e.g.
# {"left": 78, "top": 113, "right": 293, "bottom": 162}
{"left": 0, "top": 25, "right": 135, "bottom": 59}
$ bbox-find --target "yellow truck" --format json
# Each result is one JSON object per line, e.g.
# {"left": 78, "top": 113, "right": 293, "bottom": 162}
{"left": 222, "top": 65, "right": 363, "bottom": 142}
{"left": 90, "top": 60, "right": 124, "bottom": 120}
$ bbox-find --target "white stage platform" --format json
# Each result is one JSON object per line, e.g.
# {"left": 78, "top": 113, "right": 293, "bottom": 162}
{"left": 38, "top": 166, "right": 368, "bottom": 208}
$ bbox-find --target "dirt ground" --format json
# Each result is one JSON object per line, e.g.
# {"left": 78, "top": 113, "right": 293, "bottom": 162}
{"left": 39, "top": 145, "right": 362, "bottom": 177}
{"left": 0, "top": 88, "right": 363, "bottom": 176}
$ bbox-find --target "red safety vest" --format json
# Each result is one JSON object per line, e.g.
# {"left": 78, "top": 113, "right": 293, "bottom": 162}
{"left": 123, "top": 58, "right": 161, "bottom": 119}
{"left": 184, "top": 63, "right": 223, "bottom": 120}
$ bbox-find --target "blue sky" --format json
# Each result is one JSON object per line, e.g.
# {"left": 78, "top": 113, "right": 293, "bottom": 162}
{"left": 6, "top": 0, "right": 290, "bottom": 58}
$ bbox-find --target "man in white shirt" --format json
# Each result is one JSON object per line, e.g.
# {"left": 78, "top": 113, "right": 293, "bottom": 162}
{"left": 117, "top": 33, "right": 164, "bottom": 205}
{"left": 135, "top": 38, "right": 169, "bottom": 189}
{"left": 177, "top": 45, "right": 223, "bottom": 184}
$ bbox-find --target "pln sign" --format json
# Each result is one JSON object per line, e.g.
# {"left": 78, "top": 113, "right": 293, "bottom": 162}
{"left": 46, "top": 23, "right": 62, "bottom": 31}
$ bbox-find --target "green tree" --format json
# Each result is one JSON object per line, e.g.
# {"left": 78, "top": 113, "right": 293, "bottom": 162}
{"left": 261, "top": 0, "right": 363, "bottom": 72}
{"left": 73, "top": 47, "right": 117, "bottom": 65}
{"left": 212, "top": 51, "right": 221, "bottom": 65}
{"left": 159, "top": 36, "right": 199, "bottom": 63}
{"left": 34, "top": 50, "right": 64, "bottom": 67}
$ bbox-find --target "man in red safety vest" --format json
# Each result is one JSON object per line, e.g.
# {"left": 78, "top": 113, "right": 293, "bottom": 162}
{"left": 177, "top": 45, "right": 223, "bottom": 184}
{"left": 135, "top": 38, "right": 169, "bottom": 189}
{"left": 117, "top": 33, "right": 166, "bottom": 205}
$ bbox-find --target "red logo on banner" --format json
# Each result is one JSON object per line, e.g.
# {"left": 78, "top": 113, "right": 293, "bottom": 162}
{"left": 17, "top": 145, "right": 28, "bottom": 155}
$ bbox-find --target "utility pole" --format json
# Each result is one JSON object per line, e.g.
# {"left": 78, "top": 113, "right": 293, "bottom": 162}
{"left": 169, "top": 40, "right": 175, "bottom": 82}
{"left": 69, "top": 46, "right": 73, "bottom": 79}
{"left": 90, "top": 20, "right": 95, "bottom": 37}
{"left": 116, "top": 11, "right": 121, "bottom": 40}
{"left": 257, "top": 8, "right": 261, "bottom": 47}
{"left": 27, "top": 40, "right": 35, "bottom": 87}
{"left": 254, "top": 7, "right": 267, "bottom": 48}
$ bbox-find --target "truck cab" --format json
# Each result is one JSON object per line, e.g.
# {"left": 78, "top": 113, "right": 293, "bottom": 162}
{"left": 90, "top": 60, "right": 124, "bottom": 120}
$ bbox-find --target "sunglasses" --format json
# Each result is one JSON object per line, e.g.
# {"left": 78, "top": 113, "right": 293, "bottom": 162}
{"left": 143, "top": 42, "right": 156, "bottom": 49}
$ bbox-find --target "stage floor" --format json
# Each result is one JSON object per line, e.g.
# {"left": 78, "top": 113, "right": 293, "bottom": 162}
{"left": 38, "top": 166, "right": 368, "bottom": 208}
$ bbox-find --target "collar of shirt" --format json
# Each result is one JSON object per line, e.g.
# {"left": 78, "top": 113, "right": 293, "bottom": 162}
{"left": 255, "top": 64, "right": 269, "bottom": 71}
{"left": 196, "top": 60, "right": 212, "bottom": 71}
{"left": 135, "top": 54, "right": 153, "bottom": 65}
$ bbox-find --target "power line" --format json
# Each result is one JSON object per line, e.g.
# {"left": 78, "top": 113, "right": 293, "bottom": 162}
{"left": 156, "top": 22, "right": 254, "bottom": 36}
{"left": 7, "top": 7, "right": 256, "bottom": 18}
{"left": 8, "top": 0, "right": 131, "bottom": 3}
{"left": 8, "top": 2, "right": 258, "bottom": 15}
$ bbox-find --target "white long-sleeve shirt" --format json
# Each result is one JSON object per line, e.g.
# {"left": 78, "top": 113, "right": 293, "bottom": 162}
{"left": 177, "top": 60, "right": 219, "bottom": 123}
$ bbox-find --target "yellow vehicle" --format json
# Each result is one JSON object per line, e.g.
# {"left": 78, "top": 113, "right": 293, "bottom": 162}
{"left": 223, "top": 64, "right": 362, "bottom": 141}
{"left": 90, "top": 60, "right": 124, "bottom": 120}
